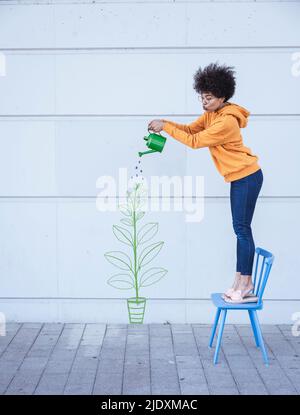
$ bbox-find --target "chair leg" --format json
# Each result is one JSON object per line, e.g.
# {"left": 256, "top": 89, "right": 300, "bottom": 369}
{"left": 252, "top": 310, "right": 269, "bottom": 366}
{"left": 209, "top": 308, "right": 221, "bottom": 348}
{"left": 213, "top": 309, "right": 227, "bottom": 365}
{"left": 248, "top": 310, "right": 260, "bottom": 348}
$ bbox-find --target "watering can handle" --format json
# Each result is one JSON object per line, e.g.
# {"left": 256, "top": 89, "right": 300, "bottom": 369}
{"left": 147, "top": 128, "right": 162, "bottom": 135}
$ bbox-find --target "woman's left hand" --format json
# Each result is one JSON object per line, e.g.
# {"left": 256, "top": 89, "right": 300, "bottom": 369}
{"left": 148, "top": 119, "right": 165, "bottom": 133}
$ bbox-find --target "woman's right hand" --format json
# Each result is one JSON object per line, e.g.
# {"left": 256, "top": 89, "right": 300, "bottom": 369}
{"left": 148, "top": 119, "right": 165, "bottom": 133}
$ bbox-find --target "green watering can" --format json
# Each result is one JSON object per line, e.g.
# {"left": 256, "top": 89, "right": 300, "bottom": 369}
{"left": 138, "top": 130, "right": 167, "bottom": 157}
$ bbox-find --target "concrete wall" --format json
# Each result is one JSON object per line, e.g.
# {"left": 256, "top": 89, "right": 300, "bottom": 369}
{"left": 0, "top": 0, "right": 299, "bottom": 323}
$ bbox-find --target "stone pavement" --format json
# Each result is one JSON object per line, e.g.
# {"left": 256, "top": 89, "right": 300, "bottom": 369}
{"left": 0, "top": 323, "right": 299, "bottom": 395}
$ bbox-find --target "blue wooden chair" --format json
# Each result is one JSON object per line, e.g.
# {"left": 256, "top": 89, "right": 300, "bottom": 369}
{"left": 209, "top": 247, "right": 275, "bottom": 366}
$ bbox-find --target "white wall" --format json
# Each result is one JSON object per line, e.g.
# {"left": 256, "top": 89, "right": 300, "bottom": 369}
{"left": 0, "top": 0, "right": 300, "bottom": 324}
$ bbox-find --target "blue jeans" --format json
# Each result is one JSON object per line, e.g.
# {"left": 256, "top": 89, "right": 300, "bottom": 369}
{"left": 230, "top": 169, "right": 263, "bottom": 275}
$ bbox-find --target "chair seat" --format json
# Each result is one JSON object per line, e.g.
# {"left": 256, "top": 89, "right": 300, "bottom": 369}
{"left": 211, "top": 293, "right": 263, "bottom": 310}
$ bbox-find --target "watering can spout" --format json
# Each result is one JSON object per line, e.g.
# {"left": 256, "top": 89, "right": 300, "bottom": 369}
{"left": 138, "top": 149, "right": 158, "bottom": 157}
{"left": 139, "top": 132, "right": 167, "bottom": 158}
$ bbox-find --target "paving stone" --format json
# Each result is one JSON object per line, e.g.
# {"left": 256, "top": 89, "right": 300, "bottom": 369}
{"left": 97, "top": 357, "right": 124, "bottom": 374}
{"left": 151, "top": 370, "right": 181, "bottom": 395}
{"left": 34, "top": 373, "right": 69, "bottom": 395}
{"left": 201, "top": 359, "right": 239, "bottom": 395}
{"left": 34, "top": 324, "right": 85, "bottom": 394}
{"left": 236, "top": 326, "right": 299, "bottom": 395}
{"left": 123, "top": 369, "right": 151, "bottom": 395}
{"left": 64, "top": 370, "right": 96, "bottom": 395}
{"left": 171, "top": 324, "right": 193, "bottom": 333}
{"left": 0, "top": 373, "right": 15, "bottom": 395}
{"left": 176, "top": 355, "right": 209, "bottom": 395}
{"left": 172, "top": 333, "right": 200, "bottom": 356}
{"left": 93, "top": 371, "right": 122, "bottom": 395}
{"left": 149, "top": 324, "right": 171, "bottom": 335}
{"left": 5, "top": 371, "right": 42, "bottom": 395}
{"left": 0, "top": 324, "right": 21, "bottom": 356}
{"left": 0, "top": 324, "right": 43, "bottom": 394}
{"left": 63, "top": 324, "right": 105, "bottom": 394}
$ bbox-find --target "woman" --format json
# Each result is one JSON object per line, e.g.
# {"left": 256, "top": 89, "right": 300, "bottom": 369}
{"left": 148, "top": 62, "right": 263, "bottom": 303}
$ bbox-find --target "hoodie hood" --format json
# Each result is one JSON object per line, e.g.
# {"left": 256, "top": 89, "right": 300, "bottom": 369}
{"left": 216, "top": 102, "right": 250, "bottom": 128}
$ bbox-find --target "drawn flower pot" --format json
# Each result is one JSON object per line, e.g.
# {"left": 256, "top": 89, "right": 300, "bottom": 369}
{"left": 127, "top": 297, "right": 147, "bottom": 324}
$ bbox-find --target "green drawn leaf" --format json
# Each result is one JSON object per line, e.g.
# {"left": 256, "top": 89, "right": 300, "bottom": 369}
{"left": 139, "top": 267, "right": 168, "bottom": 288}
{"left": 135, "top": 211, "right": 145, "bottom": 221}
{"left": 138, "top": 241, "right": 164, "bottom": 268}
{"left": 104, "top": 251, "right": 133, "bottom": 272}
{"left": 113, "top": 225, "right": 133, "bottom": 246}
{"left": 120, "top": 218, "right": 133, "bottom": 226}
{"left": 118, "top": 203, "right": 132, "bottom": 217}
{"left": 137, "top": 223, "right": 158, "bottom": 245}
{"left": 107, "top": 273, "right": 134, "bottom": 290}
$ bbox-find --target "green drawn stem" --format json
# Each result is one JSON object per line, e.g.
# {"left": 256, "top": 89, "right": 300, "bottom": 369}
{"left": 132, "top": 184, "right": 139, "bottom": 299}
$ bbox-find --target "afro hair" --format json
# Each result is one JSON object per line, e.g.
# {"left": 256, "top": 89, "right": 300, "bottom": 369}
{"left": 193, "top": 62, "right": 236, "bottom": 102}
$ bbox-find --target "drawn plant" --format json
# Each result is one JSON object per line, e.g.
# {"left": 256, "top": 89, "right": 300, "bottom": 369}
{"left": 104, "top": 181, "right": 167, "bottom": 323}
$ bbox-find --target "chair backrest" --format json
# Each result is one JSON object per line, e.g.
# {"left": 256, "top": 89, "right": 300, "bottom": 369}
{"left": 252, "top": 247, "right": 275, "bottom": 303}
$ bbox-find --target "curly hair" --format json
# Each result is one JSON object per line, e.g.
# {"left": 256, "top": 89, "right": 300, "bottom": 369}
{"left": 193, "top": 62, "right": 236, "bottom": 102}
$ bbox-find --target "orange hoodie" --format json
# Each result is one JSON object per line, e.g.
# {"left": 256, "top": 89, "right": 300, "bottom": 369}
{"left": 162, "top": 102, "right": 261, "bottom": 182}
